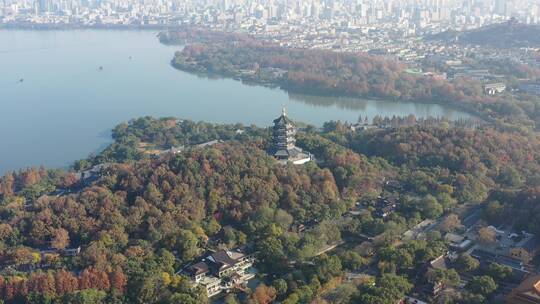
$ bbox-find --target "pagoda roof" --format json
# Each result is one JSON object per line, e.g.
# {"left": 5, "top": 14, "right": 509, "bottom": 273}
{"left": 273, "top": 108, "right": 294, "bottom": 126}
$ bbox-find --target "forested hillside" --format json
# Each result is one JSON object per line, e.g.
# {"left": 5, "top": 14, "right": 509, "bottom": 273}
{"left": 431, "top": 20, "right": 540, "bottom": 48}
{"left": 1, "top": 117, "right": 540, "bottom": 303}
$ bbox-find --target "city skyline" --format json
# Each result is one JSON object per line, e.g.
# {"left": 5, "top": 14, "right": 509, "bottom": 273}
{"left": 1, "top": 0, "right": 538, "bottom": 31}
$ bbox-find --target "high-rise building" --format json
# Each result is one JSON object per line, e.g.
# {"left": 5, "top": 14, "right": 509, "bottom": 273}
{"left": 37, "top": 0, "right": 48, "bottom": 13}
{"left": 494, "top": 0, "right": 507, "bottom": 16}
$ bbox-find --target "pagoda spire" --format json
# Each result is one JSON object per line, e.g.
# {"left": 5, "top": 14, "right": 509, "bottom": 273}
{"left": 282, "top": 107, "right": 287, "bottom": 116}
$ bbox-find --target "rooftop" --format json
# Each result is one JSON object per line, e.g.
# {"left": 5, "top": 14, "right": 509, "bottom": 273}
{"left": 507, "top": 274, "right": 540, "bottom": 304}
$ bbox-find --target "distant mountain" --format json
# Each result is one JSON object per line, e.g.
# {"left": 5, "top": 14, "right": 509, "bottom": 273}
{"left": 428, "top": 20, "right": 540, "bottom": 48}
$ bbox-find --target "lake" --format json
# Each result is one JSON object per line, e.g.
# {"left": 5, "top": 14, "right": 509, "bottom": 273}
{"left": 0, "top": 30, "right": 471, "bottom": 174}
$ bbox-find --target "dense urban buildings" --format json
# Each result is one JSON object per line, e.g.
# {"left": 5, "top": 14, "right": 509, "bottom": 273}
{"left": 2, "top": 0, "right": 539, "bottom": 76}
{"left": 1, "top": 0, "right": 539, "bottom": 37}
{"left": 3, "top": 0, "right": 539, "bottom": 28}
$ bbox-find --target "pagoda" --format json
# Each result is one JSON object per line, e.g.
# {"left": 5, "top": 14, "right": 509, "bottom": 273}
{"left": 270, "top": 108, "right": 312, "bottom": 164}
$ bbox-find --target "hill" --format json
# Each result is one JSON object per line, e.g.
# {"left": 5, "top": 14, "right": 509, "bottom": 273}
{"left": 429, "top": 20, "right": 540, "bottom": 48}
{"left": 2, "top": 116, "right": 540, "bottom": 303}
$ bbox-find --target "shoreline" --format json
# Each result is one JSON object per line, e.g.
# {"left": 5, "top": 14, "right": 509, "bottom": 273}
{"left": 0, "top": 26, "right": 514, "bottom": 125}
{"left": 170, "top": 59, "right": 485, "bottom": 123}
{"left": 0, "top": 29, "right": 486, "bottom": 174}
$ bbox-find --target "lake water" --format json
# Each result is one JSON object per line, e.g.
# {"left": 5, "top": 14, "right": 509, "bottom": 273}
{"left": 0, "top": 30, "right": 470, "bottom": 173}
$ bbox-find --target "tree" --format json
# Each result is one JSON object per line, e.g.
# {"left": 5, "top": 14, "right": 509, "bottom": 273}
{"left": 0, "top": 172, "right": 15, "bottom": 197}
{"left": 461, "top": 292, "right": 485, "bottom": 304}
{"left": 435, "top": 289, "right": 461, "bottom": 304}
{"left": 249, "top": 284, "right": 277, "bottom": 304}
{"left": 419, "top": 195, "right": 443, "bottom": 219}
{"left": 437, "top": 192, "right": 457, "bottom": 212}
{"left": 204, "top": 219, "right": 221, "bottom": 236}
{"left": 62, "top": 289, "right": 106, "bottom": 304}
{"left": 10, "top": 247, "right": 36, "bottom": 265}
{"left": 282, "top": 293, "right": 300, "bottom": 304}
{"left": 51, "top": 228, "right": 70, "bottom": 250}
{"left": 325, "top": 283, "right": 358, "bottom": 304}
{"left": 272, "top": 278, "right": 288, "bottom": 296}
{"left": 109, "top": 268, "right": 127, "bottom": 294}
{"left": 257, "top": 236, "right": 286, "bottom": 273}
{"left": 440, "top": 214, "right": 462, "bottom": 233}
{"left": 379, "top": 273, "right": 413, "bottom": 295}
{"left": 80, "top": 241, "right": 108, "bottom": 270}
{"left": 456, "top": 253, "right": 480, "bottom": 272}
{"left": 477, "top": 227, "right": 496, "bottom": 245}
{"left": 498, "top": 167, "right": 523, "bottom": 187}
{"left": 313, "top": 254, "right": 342, "bottom": 282}
{"left": 486, "top": 263, "right": 513, "bottom": 282}
{"left": 274, "top": 209, "right": 294, "bottom": 230}
{"left": 55, "top": 270, "right": 79, "bottom": 295}
{"left": 425, "top": 268, "right": 460, "bottom": 287}
{"left": 26, "top": 293, "right": 54, "bottom": 304}
{"left": 27, "top": 272, "right": 55, "bottom": 296}
{"left": 484, "top": 201, "right": 505, "bottom": 225}
{"left": 288, "top": 285, "right": 315, "bottom": 303}
{"left": 168, "top": 293, "right": 200, "bottom": 304}
{"left": 176, "top": 230, "right": 200, "bottom": 263}
{"left": 339, "top": 251, "right": 367, "bottom": 271}
{"left": 356, "top": 274, "right": 413, "bottom": 304}
{"left": 467, "top": 275, "right": 497, "bottom": 296}
{"left": 223, "top": 294, "right": 240, "bottom": 304}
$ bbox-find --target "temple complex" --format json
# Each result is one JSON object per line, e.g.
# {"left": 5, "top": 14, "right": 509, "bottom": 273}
{"left": 270, "top": 108, "right": 312, "bottom": 165}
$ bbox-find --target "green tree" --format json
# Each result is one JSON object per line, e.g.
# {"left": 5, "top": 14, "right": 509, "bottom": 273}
{"left": 456, "top": 253, "right": 480, "bottom": 272}
{"left": 484, "top": 201, "right": 505, "bottom": 224}
{"left": 498, "top": 167, "right": 523, "bottom": 187}
{"left": 357, "top": 274, "right": 413, "bottom": 304}
{"left": 420, "top": 195, "right": 443, "bottom": 219}
{"left": 272, "top": 278, "right": 288, "bottom": 296}
{"left": 176, "top": 230, "right": 200, "bottom": 263}
{"left": 313, "top": 254, "right": 342, "bottom": 282}
{"left": 168, "top": 293, "right": 199, "bottom": 304}
{"left": 62, "top": 289, "right": 106, "bottom": 304}
{"left": 223, "top": 294, "right": 240, "bottom": 304}
{"left": 467, "top": 275, "right": 498, "bottom": 296}
{"left": 426, "top": 268, "right": 460, "bottom": 286}
{"left": 486, "top": 263, "right": 513, "bottom": 282}
{"left": 26, "top": 293, "right": 54, "bottom": 304}
{"left": 378, "top": 273, "right": 413, "bottom": 300}
{"left": 461, "top": 292, "right": 485, "bottom": 304}
{"left": 339, "top": 251, "right": 367, "bottom": 271}
{"left": 325, "top": 283, "right": 358, "bottom": 304}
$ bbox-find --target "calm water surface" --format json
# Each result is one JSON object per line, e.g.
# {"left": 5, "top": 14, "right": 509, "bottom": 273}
{"left": 0, "top": 30, "right": 470, "bottom": 173}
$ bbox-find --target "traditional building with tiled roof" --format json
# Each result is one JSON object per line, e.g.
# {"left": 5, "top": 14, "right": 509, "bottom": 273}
{"left": 507, "top": 274, "right": 540, "bottom": 304}
{"left": 269, "top": 108, "right": 312, "bottom": 165}
{"left": 181, "top": 248, "right": 255, "bottom": 297}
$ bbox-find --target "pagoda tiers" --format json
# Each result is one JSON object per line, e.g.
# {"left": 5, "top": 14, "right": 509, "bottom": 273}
{"left": 270, "top": 108, "right": 312, "bottom": 165}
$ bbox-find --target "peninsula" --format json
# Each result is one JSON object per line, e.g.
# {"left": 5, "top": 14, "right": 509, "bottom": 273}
{"left": 166, "top": 29, "right": 540, "bottom": 131}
